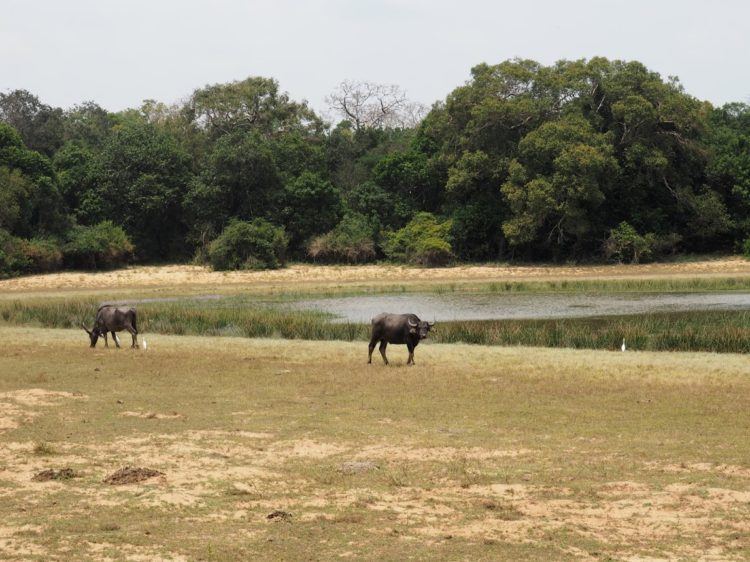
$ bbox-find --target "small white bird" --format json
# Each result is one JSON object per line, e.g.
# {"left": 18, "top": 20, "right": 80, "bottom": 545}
{"left": 114, "top": 333, "right": 121, "bottom": 346}
{"left": 142, "top": 338, "right": 148, "bottom": 351}
{"left": 621, "top": 339, "right": 626, "bottom": 352}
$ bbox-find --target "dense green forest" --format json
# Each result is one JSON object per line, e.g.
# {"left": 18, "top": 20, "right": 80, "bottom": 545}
{"left": 1, "top": 57, "right": 749, "bottom": 275}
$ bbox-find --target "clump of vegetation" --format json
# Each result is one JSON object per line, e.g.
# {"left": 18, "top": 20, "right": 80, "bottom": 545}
{"left": 604, "top": 222, "right": 655, "bottom": 264}
{"left": 743, "top": 237, "right": 750, "bottom": 259}
{"left": 20, "top": 238, "right": 63, "bottom": 273}
{"left": 63, "top": 221, "right": 134, "bottom": 270}
{"left": 308, "top": 213, "right": 377, "bottom": 263}
{"left": 0, "top": 231, "right": 62, "bottom": 276}
{"left": 33, "top": 441, "right": 57, "bottom": 456}
{"left": 208, "top": 219, "right": 288, "bottom": 271}
{"left": 383, "top": 213, "right": 453, "bottom": 266}
{"left": 0, "top": 230, "right": 32, "bottom": 277}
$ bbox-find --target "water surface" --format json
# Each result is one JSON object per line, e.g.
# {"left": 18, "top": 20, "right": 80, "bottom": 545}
{"left": 292, "top": 292, "right": 750, "bottom": 323}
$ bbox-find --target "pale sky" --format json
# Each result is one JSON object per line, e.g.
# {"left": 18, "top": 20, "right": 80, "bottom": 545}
{"left": 1, "top": 0, "right": 748, "bottom": 115}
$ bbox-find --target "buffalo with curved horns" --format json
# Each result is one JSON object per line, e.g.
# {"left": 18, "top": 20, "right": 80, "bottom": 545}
{"left": 368, "top": 313, "right": 434, "bottom": 365}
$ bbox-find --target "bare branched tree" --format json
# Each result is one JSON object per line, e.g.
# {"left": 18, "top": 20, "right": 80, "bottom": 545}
{"left": 326, "top": 80, "right": 425, "bottom": 130}
{"left": 398, "top": 100, "right": 429, "bottom": 129}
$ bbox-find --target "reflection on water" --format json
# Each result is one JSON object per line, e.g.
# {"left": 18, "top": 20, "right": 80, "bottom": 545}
{"left": 292, "top": 292, "right": 750, "bottom": 323}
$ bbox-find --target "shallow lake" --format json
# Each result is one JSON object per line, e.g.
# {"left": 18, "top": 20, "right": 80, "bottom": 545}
{"left": 292, "top": 292, "right": 750, "bottom": 323}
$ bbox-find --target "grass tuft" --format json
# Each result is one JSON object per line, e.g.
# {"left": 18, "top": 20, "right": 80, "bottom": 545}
{"left": 32, "top": 441, "right": 56, "bottom": 456}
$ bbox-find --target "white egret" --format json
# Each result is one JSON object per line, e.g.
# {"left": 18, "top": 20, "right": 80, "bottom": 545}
{"left": 621, "top": 339, "right": 626, "bottom": 352}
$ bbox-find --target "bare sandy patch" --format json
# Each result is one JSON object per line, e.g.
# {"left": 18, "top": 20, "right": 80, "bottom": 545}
{"left": 184, "top": 429, "right": 274, "bottom": 440}
{"left": 267, "top": 439, "right": 349, "bottom": 460}
{"left": 405, "top": 481, "right": 750, "bottom": 559}
{"left": 645, "top": 460, "right": 750, "bottom": 479}
{"left": 354, "top": 444, "right": 533, "bottom": 461}
{"left": 0, "top": 389, "right": 86, "bottom": 432}
{"left": 0, "top": 524, "right": 47, "bottom": 558}
{"left": 597, "top": 480, "right": 653, "bottom": 496}
{"left": 0, "top": 388, "right": 86, "bottom": 408}
{"left": 85, "top": 542, "right": 189, "bottom": 562}
{"left": 120, "top": 410, "right": 183, "bottom": 420}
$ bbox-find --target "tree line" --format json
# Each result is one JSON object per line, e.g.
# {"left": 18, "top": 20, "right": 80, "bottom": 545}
{"left": 1, "top": 57, "right": 749, "bottom": 275}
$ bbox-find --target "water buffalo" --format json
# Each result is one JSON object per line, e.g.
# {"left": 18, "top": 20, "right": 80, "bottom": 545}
{"left": 368, "top": 313, "right": 434, "bottom": 366}
{"left": 82, "top": 305, "right": 138, "bottom": 348}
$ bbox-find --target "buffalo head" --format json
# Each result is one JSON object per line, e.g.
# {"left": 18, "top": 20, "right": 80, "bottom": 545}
{"left": 408, "top": 319, "right": 435, "bottom": 340}
{"left": 81, "top": 323, "right": 100, "bottom": 348}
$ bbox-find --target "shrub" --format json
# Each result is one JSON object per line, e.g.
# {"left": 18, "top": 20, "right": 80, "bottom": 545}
{"left": 208, "top": 219, "right": 288, "bottom": 271}
{"left": 63, "top": 221, "right": 134, "bottom": 270}
{"left": 603, "top": 222, "right": 655, "bottom": 264}
{"left": 18, "top": 238, "right": 63, "bottom": 273}
{"left": 383, "top": 212, "right": 454, "bottom": 266}
{"left": 652, "top": 232, "right": 682, "bottom": 257}
{"left": 308, "top": 213, "right": 377, "bottom": 264}
{"left": 0, "top": 230, "right": 63, "bottom": 276}
{"left": 743, "top": 238, "right": 750, "bottom": 259}
{"left": 0, "top": 229, "right": 27, "bottom": 277}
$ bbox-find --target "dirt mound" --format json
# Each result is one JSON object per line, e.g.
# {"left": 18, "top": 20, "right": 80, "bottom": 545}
{"left": 31, "top": 468, "right": 79, "bottom": 482}
{"left": 104, "top": 466, "right": 164, "bottom": 485}
{"left": 267, "top": 510, "right": 292, "bottom": 521}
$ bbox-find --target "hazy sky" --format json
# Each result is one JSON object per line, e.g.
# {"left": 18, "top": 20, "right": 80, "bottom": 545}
{"left": 1, "top": 0, "right": 748, "bottom": 115}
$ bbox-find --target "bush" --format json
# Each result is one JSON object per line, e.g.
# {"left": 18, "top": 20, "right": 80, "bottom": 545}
{"left": 0, "top": 230, "right": 63, "bottom": 276}
{"left": 208, "top": 219, "right": 288, "bottom": 271}
{"left": 743, "top": 238, "right": 750, "bottom": 259}
{"left": 0, "top": 229, "right": 27, "bottom": 277}
{"left": 652, "top": 232, "right": 682, "bottom": 257}
{"left": 383, "top": 212, "right": 454, "bottom": 266}
{"left": 603, "top": 222, "right": 655, "bottom": 264}
{"left": 308, "top": 213, "right": 377, "bottom": 264}
{"left": 63, "top": 221, "right": 134, "bottom": 270}
{"left": 19, "top": 238, "right": 63, "bottom": 273}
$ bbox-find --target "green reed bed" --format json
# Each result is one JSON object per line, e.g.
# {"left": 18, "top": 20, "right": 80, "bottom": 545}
{"left": 0, "top": 297, "right": 362, "bottom": 341}
{"left": 433, "top": 310, "right": 750, "bottom": 353}
{"left": 450, "top": 275, "right": 750, "bottom": 295}
{"left": 1, "top": 296, "right": 748, "bottom": 353}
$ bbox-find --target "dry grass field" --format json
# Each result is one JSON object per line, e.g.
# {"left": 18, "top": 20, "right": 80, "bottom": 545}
{"left": 1, "top": 326, "right": 749, "bottom": 561}
{"left": 2, "top": 257, "right": 750, "bottom": 297}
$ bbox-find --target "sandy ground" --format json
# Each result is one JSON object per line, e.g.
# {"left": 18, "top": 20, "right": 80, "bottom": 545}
{"left": 1, "top": 258, "right": 749, "bottom": 293}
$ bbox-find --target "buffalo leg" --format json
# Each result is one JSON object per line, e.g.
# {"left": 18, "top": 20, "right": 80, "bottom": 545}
{"left": 368, "top": 338, "right": 377, "bottom": 364}
{"left": 125, "top": 326, "right": 138, "bottom": 348}
{"left": 407, "top": 342, "right": 415, "bottom": 365}
{"left": 378, "top": 340, "right": 389, "bottom": 365}
{"left": 102, "top": 332, "right": 109, "bottom": 348}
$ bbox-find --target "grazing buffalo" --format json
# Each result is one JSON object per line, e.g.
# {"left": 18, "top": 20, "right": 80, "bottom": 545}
{"left": 368, "top": 313, "right": 434, "bottom": 366}
{"left": 82, "top": 305, "right": 139, "bottom": 348}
